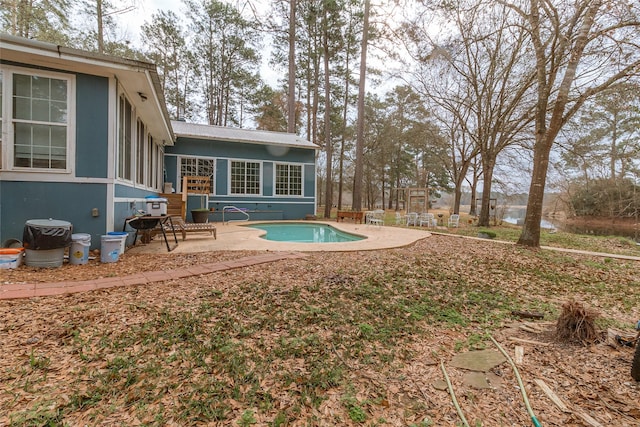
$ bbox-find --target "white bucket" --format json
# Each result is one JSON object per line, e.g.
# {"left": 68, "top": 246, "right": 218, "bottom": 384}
{"left": 70, "top": 233, "right": 91, "bottom": 265}
{"left": 100, "top": 235, "right": 121, "bottom": 263}
{"left": 107, "top": 232, "right": 128, "bottom": 254}
{"left": 0, "top": 248, "right": 24, "bottom": 269}
{"left": 25, "top": 248, "right": 65, "bottom": 268}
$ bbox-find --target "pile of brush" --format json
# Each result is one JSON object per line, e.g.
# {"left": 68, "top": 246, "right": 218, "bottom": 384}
{"left": 556, "top": 300, "right": 600, "bottom": 345}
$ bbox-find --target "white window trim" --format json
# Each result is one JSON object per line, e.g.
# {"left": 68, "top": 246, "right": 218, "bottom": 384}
{"left": 274, "top": 162, "right": 304, "bottom": 197}
{"left": 228, "top": 158, "right": 262, "bottom": 196}
{"left": 1, "top": 65, "right": 76, "bottom": 173}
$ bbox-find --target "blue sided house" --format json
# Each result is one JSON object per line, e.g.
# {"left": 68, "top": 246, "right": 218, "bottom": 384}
{"left": 0, "top": 34, "right": 318, "bottom": 249}
{"left": 165, "top": 121, "right": 318, "bottom": 222}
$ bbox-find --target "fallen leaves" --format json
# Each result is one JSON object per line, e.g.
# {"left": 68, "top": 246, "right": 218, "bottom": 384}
{"left": 1, "top": 235, "right": 639, "bottom": 426}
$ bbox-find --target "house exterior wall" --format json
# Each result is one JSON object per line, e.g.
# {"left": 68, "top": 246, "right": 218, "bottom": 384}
{"left": 76, "top": 74, "right": 109, "bottom": 178}
{"left": 0, "top": 66, "right": 113, "bottom": 248}
{"left": 1, "top": 60, "right": 167, "bottom": 249}
{"left": 164, "top": 137, "right": 317, "bottom": 221}
{"left": 0, "top": 181, "right": 108, "bottom": 246}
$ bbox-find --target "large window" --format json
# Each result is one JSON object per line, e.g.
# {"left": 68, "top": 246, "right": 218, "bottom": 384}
{"left": 118, "top": 95, "right": 132, "bottom": 180}
{"left": 0, "top": 70, "right": 3, "bottom": 168}
{"left": 136, "top": 119, "right": 145, "bottom": 184}
{"left": 147, "top": 134, "right": 154, "bottom": 186}
{"left": 180, "top": 157, "right": 214, "bottom": 193}
{"left": 231, "top": 161, "right": 260, "bottom": 194}
{"left": 275, "top": 163, "right": 302, "bottom": 196}
{"left": 11, "top": 72, "right": 70, "bottom": 170}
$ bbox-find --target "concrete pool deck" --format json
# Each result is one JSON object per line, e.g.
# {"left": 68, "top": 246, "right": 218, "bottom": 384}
{"left": 126, "top": 220, "right": 432, "bottom": 254}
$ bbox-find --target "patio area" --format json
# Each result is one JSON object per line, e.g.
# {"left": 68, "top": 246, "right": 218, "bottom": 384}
{"left": 125, "top": 220, "right": 432, "bottom": 254}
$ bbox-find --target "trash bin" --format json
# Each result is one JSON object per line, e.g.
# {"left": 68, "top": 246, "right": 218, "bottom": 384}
{"left": 107, "top": 231, "right": 128, "bottom": 254}
{"left": 23, "top": 219, "right": 72, "bottom": 268}
{"left": 70, "top": 233, "right": 91, "bottom": 265}
{"left": 100, "top": 235, "right": 121, "bottom": 263}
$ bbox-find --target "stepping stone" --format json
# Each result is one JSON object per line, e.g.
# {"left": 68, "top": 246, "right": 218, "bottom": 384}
{"left": 449, "top": 349, "right": 506, "bottom": 372}
{"left": 463, "top": 371, "right": 492, "bottom": 389}
{"left": 432, "top": 380, "right": 448, "bottom": 391}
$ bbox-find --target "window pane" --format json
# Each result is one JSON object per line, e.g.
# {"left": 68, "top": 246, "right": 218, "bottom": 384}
{"left": 51, "top": 126, "right": 66, "bottom": 147}
{"left": 50, "top": 100, "right": 67, "bottom": 123}
{"left": 13, "top": 74, "right": 30, "bottom": 97}
{"left": 32, "top": 144, "right": 49, "bottom": 160}
{"left": 50, "top": 79, "right": 67, "bottom": 101}
{"left": 32, "top": 99, "right": 50, "bottom": 121}
{"left": 13, "top": 97, "right": 31, "bottom": 120}
{"left": 15, "top": 122, "right": 32, "bottom": 145}
{"left": 31, "top": 76, "right": 49, "bottom": 98}
{"left": 32, "top": 124, "right": 50, "bottom": 144}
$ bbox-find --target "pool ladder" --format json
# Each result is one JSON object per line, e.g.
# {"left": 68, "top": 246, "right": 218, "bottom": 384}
{"left": 222, "top": 206, "right": 250, "bottom": 224}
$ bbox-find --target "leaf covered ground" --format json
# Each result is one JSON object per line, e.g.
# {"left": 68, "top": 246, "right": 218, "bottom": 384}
{"left": 1, "top": 235, "right": 639, "bottom": 426}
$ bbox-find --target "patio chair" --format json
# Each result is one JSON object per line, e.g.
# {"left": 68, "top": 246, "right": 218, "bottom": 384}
{"left": 419, "top": 213, "right": 436, "bottom": 227}
{"left": 406, "top": 212, "right": 419, "bottom": 226}
{"left": 366, "top": 210, "right": 385, "bottom": 226}
{"left": 157, "top": 216, "right": 217, "bottom": 240}
{"left": 448, "top": 214, "right": 460, "bottom": 228}
{"left": 394, "top": 212, "right": 405, "bottom": 225}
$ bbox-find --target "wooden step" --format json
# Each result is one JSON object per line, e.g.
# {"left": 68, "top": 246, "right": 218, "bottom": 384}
{"left": 160, "top": 193, "right": 185, "bottom": 219}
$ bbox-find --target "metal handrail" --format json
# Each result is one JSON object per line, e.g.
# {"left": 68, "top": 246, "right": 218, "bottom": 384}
{"left": 222, "top": 206, "right": 250, "bottom": 223}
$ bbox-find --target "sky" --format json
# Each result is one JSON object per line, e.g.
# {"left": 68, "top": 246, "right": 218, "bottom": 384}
{"left": 113, "top": 0, "right": 183, "bottom": 44}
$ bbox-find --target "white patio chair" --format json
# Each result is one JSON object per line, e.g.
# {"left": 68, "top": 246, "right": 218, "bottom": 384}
{"left": 448, "top": 214, "right": 460, "bottom": 227}
{"left": 406, "top": 212, "right": 419, "bottom": 226}
{"left": 394, "top": 212, "right": 405, "bottom": 225}
{"left": 366, "top": 209, "right": 385, "bottom": 226}
{"left": 419, "top": 213, "right": 436, "bottom": 227}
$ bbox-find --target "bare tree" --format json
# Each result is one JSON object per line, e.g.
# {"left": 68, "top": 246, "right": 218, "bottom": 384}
{"left": 403, "top": 1, "right": 536, "bottom": 224}
{"left": 506, "top": 0, "right": 640, "bottom": 247}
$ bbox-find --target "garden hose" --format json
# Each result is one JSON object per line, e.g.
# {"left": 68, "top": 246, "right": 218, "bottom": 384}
{"left": 490, "top": 335, "right": 542, "bottom": 427}
{"left": 440, "top": 361, "right": 470, "bottom": 427}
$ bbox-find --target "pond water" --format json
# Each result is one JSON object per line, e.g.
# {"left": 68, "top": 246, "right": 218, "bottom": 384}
{"left": 502, "top": 207, "right": 639, "bottom": 240}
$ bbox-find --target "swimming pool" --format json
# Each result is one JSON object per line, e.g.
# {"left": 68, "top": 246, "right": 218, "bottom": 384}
{"left": 249, "top": 223, "right": 365, "bottom": 243}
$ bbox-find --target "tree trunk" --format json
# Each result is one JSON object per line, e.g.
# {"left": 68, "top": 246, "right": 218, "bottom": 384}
{"left": 452, "top": 162, "right": 471, "bottom": 214}
{"left": 517, "top": 139, "right": 551, "bottom": 246}
{"left": 97, "top": 0, "right": 104, "bottom": 53}
{"left": 322, "top": 7, "right": 333, "bottom": 219}
{"left": 352, "top": 0, "right": 370, "bottom": 212}
{"left": 287, "top": 0, "right": 296, "bottom": 134}
{"left": 477, "top": 164, "right": 494, "bottom": 227}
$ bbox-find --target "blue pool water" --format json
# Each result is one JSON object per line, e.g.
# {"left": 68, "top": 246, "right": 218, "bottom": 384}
{"left": 249, "top": 223, "right": 364, "bottom": 243}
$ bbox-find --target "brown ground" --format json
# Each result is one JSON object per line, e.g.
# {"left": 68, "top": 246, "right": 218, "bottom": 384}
{"left": 1, "top": 235, "right": 639, "bottom": 426}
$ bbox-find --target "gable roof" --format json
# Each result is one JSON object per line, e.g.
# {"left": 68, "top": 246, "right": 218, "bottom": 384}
{"left": 0, "top": 33, "right": 174, "bottom": 145}
{"left": 171, "top": 121, "right": 319, "bottom": 150}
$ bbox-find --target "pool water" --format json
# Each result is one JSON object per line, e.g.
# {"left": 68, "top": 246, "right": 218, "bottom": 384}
{"left": 249, "top": 223, "right": 364, "bottom": 243}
